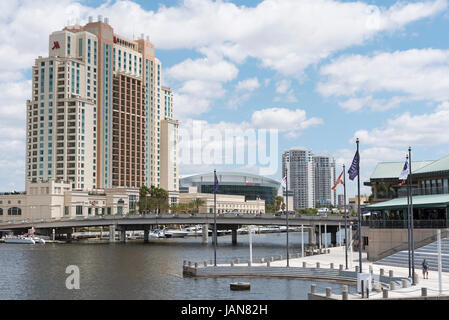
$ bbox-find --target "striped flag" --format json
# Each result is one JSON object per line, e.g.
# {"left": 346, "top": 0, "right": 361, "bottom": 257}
{"left": 332, "top": 170, "right": 344, "bottom": 190}
{"left": 398, "top": 159, "right": 409, "bottom": 186}
{"left": 281, "top": 176, "right": 287, "bottom": 189}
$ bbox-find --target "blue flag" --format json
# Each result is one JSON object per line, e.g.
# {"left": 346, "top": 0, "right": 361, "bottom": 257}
{"left": 348, "top": 151, "right": 359, "bottom": 181}
{"left": 214, "top": 172, "right": 219, "bottom": 193}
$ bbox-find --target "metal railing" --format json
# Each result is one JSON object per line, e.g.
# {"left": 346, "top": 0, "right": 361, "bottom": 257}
{"left": 362, "top": 219, "right": 447, "bottom": 229}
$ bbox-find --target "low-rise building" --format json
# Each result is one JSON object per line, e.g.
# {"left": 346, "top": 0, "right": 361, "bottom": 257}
{"left": 0, "top": 179, "right": 139, "bottom": 222}
{"left": 179, "top": 193, "right": 265, "bottom": 214}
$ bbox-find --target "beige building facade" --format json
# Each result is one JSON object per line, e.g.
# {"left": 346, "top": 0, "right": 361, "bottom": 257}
{"left": 0, "top": 180, "right": 139, "bottom": 222}
{"left": 179, "top": 193, "right": 265, "bottom": 214}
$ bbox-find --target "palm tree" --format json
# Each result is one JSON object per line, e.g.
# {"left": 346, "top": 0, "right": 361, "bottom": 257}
{"left": 191, "top": 198, "right": 205, "bottom": 213}
{"left": 274, "top": 196, "right": 284, "bottom": 212}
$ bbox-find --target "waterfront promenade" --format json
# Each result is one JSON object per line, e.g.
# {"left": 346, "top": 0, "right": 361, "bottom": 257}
{"left": 185, "top": 245, "right": 449, "bottom": 300}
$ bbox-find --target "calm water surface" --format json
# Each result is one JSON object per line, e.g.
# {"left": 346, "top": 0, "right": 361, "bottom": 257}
{"left": 0, "top": 232, "right": 355, "bottom": 300}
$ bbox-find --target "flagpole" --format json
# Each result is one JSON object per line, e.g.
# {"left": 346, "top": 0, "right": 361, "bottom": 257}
{"left": 356, "top": 138, "right": 362, "bottom": 273}
{"left": 344, "top": 164, "right": 348, "bottom": 270}
{"left": 409, "top": 146, "right": 416, "bottom": 285}
{"left": 406, "top": 154, "right": 411, "bottom": 278}
{"left": 286, "top": 167, "right": 289, "bottom": 267}
{"left": 214, "top": 169, "right": 217, "bottom": 267}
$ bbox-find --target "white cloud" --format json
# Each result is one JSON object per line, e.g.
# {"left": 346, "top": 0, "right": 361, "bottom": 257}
{"left": 236, "top": 77, "right": 260, "bottom": 91}
{"left": 251, "top": 107, "right": 323, "bottom": 137}
{"left": 165, "top": 57, "right": 238, "bottom": 82}
{"left": 318, "top": 49, "right": 449, "bottom": 111}
{"left": 352, "top": 102, "right": 449, "bottom": 147}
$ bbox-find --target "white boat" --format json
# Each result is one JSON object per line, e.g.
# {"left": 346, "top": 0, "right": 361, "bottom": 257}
{"left": 184, "top": 225, "right": 203, "bottom": 236}
{"left": 4, "top": 235, "right": 36, "bottom": 244}
{"left": 164, "top": 229, "right": 189, "bottom": 238}
{"left": 33, "top": 237, "right": 46, "bottom": 244}
{"left": 149, "top": 229, "right": 166, "bottom": 239}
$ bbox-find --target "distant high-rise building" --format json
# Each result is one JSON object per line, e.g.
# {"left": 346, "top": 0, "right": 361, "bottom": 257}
{"left": 25, "top": 19, "right": 178, "bottom": 192}
{"left": 313, "top": 155, "right": 336, "bottom": 207}
{"left": 282, "top": 148, "right": 315, "bottom": 209}
{"left": 338, "top": 194, "right": 345, "bottom": 207}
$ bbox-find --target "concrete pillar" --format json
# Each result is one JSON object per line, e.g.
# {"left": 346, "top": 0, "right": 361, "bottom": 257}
{"left": 390, "top": 282, "right": 396, "bottom": 290}
{"left": 270, "top": 256, "right": 274, "bottom": 262}
{"left": 52, "top": 229, "right": 55, "bottom": 241}
{"left": 421, "top": 287, "right": 427, "bottom": 297}
{"left": 331, "top": 229, "right": 337, "bottom": 246}
{"left": 402, "top": 279, "right": 408, "bottom": 288}
{"left": 342, "top": 291, "right": 348, "bottom": 300}
{"left": 204, "top": 261, "right": 208, "bottom": 267}
{"left": 296, "top": 253, "right": 299, "bottom": 258}
{"left": 267, "top": 261, "right": 270, "bottom": 267}
{"left": 383, "top": 289, "right": 388, "bottom": 299}
{"left": 120, "top": 229, "right": 126, "bottom": 243}
{"left": 326, "top": 288, "right": 332, "bottom": 298}
{"left": 303, "top": 262, "right": 307, "bottom": 268}
{"left": 109, "top": 225, "right": 116, "bottom": 242}
{"left": 413, "top": 272, "right": 419, "bottom": 284}
{"left": 330, "top": 263, "right": 334, "bottom": 269}
{"left": 231, "top": 261, "right": 234, "bottom": 267}
{"left": 311, "top": 284, "right": 316, "bottom": 294}
{"left": 339, "top": 264, "right": 343, "bottom": 271}
{"left": 248, "top": 261, "right": 252, "bottom": 267}
{"left": 143, "top": 228, "right": 149, "bottom": 243}
{"left": 202, "top": 224, "right": 209, "bottom": 244}
{"left": 355, "top": 266, "right": 359, "bottom": 273}
{"left": 308, "top": 225, "right": 316, "bottom": 246}
{"left": 231, "top": 228, "right": 237, "bottom": 245}
{"left": 389, "top": 270, "right": 394, "bottom": 278}
{"left": 316, "top": 262, "right": 320, "bottom": 268}
{"left": 380, "top": 268, "right": 384, "bottom": 276}
{"left": 236, "top": 258, "right": 240, "bottom": 264}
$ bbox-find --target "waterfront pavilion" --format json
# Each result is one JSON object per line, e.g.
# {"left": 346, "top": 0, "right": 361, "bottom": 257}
{"left": 361, "top": 194, "right": 449, "bottom": 261}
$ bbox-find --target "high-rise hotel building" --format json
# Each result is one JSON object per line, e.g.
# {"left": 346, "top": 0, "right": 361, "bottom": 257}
{"left": 26, "top": 17, "right": 179, "bottom": 194}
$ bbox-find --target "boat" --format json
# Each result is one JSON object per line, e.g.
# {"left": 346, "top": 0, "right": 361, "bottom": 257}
{"left": 24, "top": 233, "right": 46, "bottom": 244}
{"left": 183, "top": 225, "right": 203, "bottom": 236}
{"left": 4, "top": 235, "right": 36, "bottom": 244}
{"left": 163, "top": 229, "right": 189, "bottom": 238}
{"left": 149, "top": 229, "right": 165, "bottom": 239}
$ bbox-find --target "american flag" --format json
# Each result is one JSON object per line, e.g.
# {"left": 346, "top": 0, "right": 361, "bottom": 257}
{"left": 281, "top": 176, "right": 287, "bottom": 189}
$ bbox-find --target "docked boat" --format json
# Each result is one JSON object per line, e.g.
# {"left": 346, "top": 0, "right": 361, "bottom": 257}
{"left": 164, "top": 229, "right": 189, "bottom": 238}
{"left": 183, "top": 225, "right": 203, "bottom": 236}
{"left": 4, "top": 235, "right": 36, "bottom": 244}
{"left": 149, "top": 229, "right": 165, "bottom": 239}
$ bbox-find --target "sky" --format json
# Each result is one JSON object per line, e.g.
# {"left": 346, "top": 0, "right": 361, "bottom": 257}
{"left": 1, "top": 0, "right": 449, "bottom": 197}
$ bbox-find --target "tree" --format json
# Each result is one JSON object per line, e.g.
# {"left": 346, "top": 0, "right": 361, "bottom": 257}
{"left": 274, "top": 196, "right": 284, "bottom": 212}
{"left": 191, "top": 198, "right": 205, "bottom": 213}
{"left": 138, "top": 185, "right": 169, "bottom": 214}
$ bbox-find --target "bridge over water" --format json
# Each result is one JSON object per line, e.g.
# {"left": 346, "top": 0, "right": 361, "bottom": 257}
{"left": 0, "top": 213, "right": 357, "bottom": 245}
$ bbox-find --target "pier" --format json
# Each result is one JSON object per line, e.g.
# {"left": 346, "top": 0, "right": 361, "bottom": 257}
{"left": 182, "top": 245, "right": 449, "bottom": 300}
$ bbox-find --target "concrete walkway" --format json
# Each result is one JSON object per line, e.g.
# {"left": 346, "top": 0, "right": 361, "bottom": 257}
{"left": 262, "top": 246, "right": 449, "bottom": 299}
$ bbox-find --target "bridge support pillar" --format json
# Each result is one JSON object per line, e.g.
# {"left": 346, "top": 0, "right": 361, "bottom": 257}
{"left": 331, "top": 229, "right": 337, "bottom": 246}
{"left": 232, "top": 228, "right": 238, "bottom": 245}
{"left": 144, "top": 227, "right": 150, "bottom": 243}
{"left": 109, "top": 225, "right": 116, "bottom": 243}
{"left": 66, "top": 232, "right": 73, "bottom": 243}
{"left": 202, "top": 224, "right": 209, "bottom": 244}
{"left": 120, "top": 229, "right": 126, "bottom": 243}
{"left": 309, "top": 225, "right": 316, "bottom": 247}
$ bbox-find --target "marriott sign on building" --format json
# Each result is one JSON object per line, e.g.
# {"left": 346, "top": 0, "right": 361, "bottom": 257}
{"left": 1, "top": 17, "right": 180, "bottom": 221}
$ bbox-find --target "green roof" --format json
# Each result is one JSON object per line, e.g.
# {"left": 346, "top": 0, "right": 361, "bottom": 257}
{"left": 414, "top": 155, "right": 449, "bottom": 174}
{"left": 366, "top": 194, "right": 449, "bottom": 210}
{"left": 369, "top": 161, "right": 434, "bottom": 179}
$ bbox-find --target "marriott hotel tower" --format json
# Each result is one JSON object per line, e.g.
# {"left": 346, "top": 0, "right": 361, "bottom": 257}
{"left": 26, "top": 17, "right": 179, "bottom": 193}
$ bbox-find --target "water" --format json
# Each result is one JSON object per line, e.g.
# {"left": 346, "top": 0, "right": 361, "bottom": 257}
{"left": 0, "top": 231, "right": 355, "bottom": 300}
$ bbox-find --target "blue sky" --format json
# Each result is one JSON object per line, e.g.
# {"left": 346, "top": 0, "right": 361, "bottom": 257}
{"left": 1, "top": 0, "right": 449, "bottom": 197}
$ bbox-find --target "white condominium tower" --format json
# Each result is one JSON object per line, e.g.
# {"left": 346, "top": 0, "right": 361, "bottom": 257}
{"left": 282, "top": 148, "right": 315, "bottom": 209}
{"left": 25, "top": 17, "right": 178, "bottom": 193}
{"left": 282, "top": 149, "right": 336, "bottom": 209}
{"left": 313, "top": 155, "right": 336, "bottom": 207}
